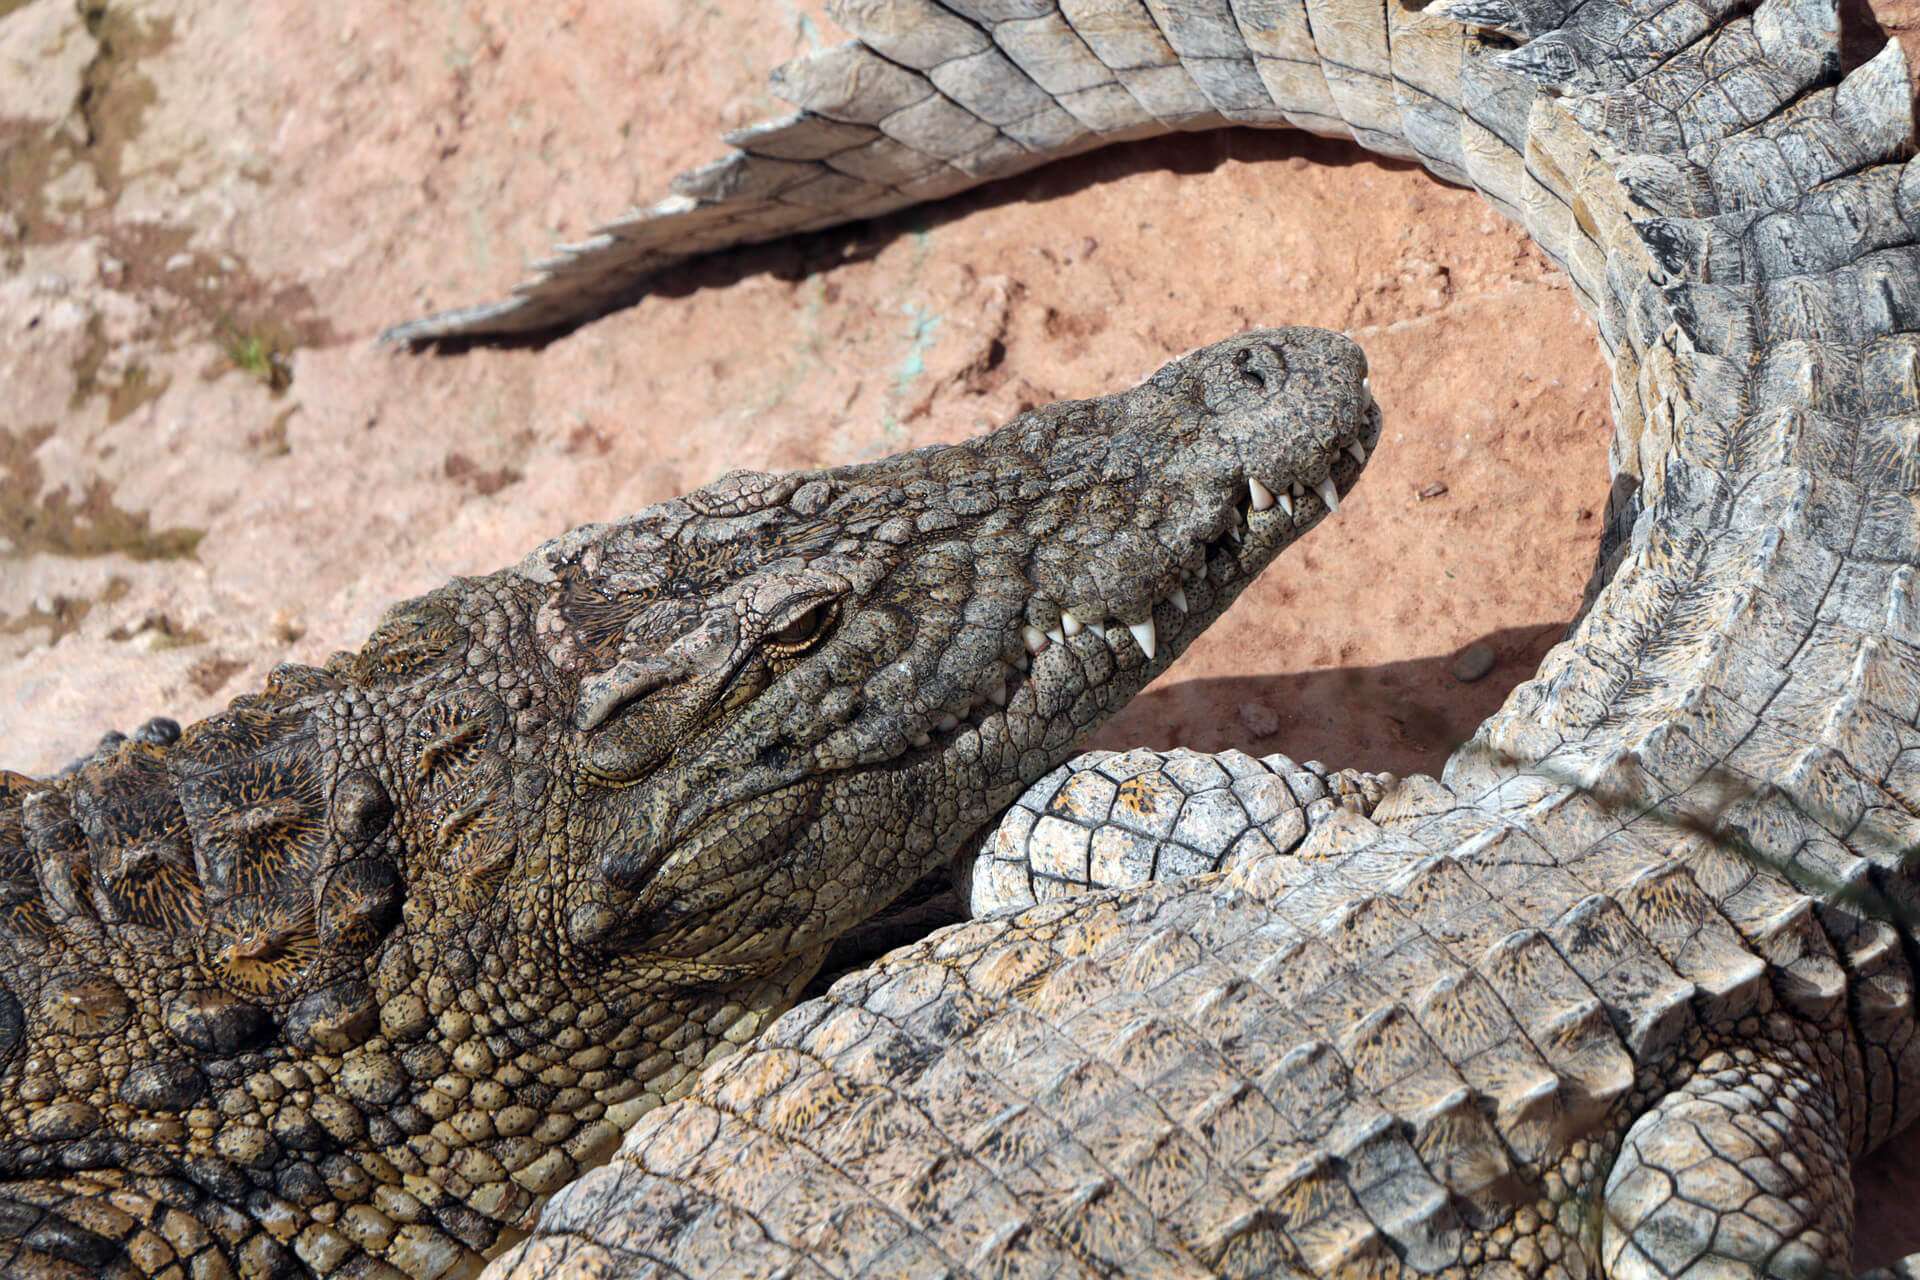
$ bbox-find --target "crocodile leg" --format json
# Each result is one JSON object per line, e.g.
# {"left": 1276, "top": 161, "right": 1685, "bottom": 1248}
{"left": 963, "top": 748, "right": 1391, "bottom": 913}
{"left": 1602, "top": 1044, "right": 1853, "bottom": 1279}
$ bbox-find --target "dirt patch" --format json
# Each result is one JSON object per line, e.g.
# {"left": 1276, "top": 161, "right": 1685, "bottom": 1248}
{"left": 73, "top": 3, "right": 172, "bottom": 197}
{"left": 443, "top": 451, "right": 523, "bottom": 497}
{"left": 249, "top": 404, "right": 298, "bottom": 456}
{"left": 100, "top": 227, "right": 336, "bottom": 385}
{"left": 0, "top": 115, "right": 69, "bottom": 243}
{"left": 0, "top": 1, "right": 172, "bottom": 245}
{"left": 185, "top": 652, "right": 245, "bottom": 696}
{"left": 67, "top": 312, "right": 167, "bottom": 420}
{"left": 1, "top": 573, "right": 124, "bottom": 642}
{"left": 0, "top": 424, "right": 202, "bottom": 559}
{"left": 3, "top": 8, "right": 333, "bottom": 382}
{"left": 102, "top": 610, "right": 203, "bottom": 648}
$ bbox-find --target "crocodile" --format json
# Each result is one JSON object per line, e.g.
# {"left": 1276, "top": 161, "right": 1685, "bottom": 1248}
{"left": 0, "top": 326, "right": 1377, "bottom": 1276}
{"left": 352, "top": 0, "right": 1920, "bottom": 1275}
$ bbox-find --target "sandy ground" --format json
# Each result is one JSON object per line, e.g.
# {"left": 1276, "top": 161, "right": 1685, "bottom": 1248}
{"left": 2, "top": 0, "right": 1918, "bottom": 1262}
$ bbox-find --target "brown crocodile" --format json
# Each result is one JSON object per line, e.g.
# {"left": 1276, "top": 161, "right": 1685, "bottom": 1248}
{"left": 0, "top": 328, "right": 1377, "bottom": 1277}
{"left": 356, "top": 0, "right": 1920, "bottom": 1274}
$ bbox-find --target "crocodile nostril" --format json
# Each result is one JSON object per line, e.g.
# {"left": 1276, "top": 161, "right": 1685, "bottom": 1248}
{"left": 1232, "top": 347, "right": 1267, "bottom": 389}
{"left": 1229, "top": 342, "right": 1292, "bottom": 392}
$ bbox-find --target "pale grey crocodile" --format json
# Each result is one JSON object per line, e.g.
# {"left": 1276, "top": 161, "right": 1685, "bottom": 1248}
{"left": 361, "top": 0, "right": 1920, "bottom": 1275}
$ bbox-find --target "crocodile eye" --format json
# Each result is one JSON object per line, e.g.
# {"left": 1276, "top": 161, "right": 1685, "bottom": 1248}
{"left": 764, "top": 602, "right": 836, "bottom": 657}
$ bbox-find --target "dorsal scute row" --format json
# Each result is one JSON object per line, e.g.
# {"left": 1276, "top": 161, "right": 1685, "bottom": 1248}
{"left": 1563, "top": 0, "right": 1840, "bottom": 155}
{"left": 1632, "top": 161, "right": 1918, "bottom": 287}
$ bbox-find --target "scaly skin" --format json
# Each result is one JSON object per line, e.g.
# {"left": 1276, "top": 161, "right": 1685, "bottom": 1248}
{"left": 963, "top": 747, "right": 1394, "bottom": 913}
{"left": 0, "top": 332, "right": 1377, "bottom": 1278}
{"left": 383, "top": 0, "right": 1920, "bottom": 1275}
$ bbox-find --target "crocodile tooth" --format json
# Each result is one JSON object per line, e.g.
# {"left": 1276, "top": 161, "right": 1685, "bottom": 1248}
{"left": 1022, "top": 625, "right": 1050, "bottom": 655}
{"left": 1346, "top": 440, "right": 1368, "bottom": 464}
{"left": 988, "top": 681, "right": 1008, "bottom": 707}
{"left": 1061, "top": 612, "right": 1084, "bottom": 637}
{"left": 1168, "top": 586, "right": 1188, "bottom": 614}
{"left": 1315, "top": 476, "right": 1340, "bottom": 513}
{"left": 911, "top": 731, "right": 931, "bottom": 748}
{"left": 1045, "top": 627, "right": 1065, "bottom": 646}
{"left": 1278, "top": 492, "right": 1294, "bottom": 518}
{"left": 1128, "top": 619, "right": 1157, "bottom": 660}
{"left": 1290, "top": 481, "right": 1305, "bottom": 497}
{"left": 1015, "top": 652, "right": 1031, "bottom": 673}
{"left": 1248, "top": 478, "right": 1275, "bottom": 511}
{"left": 1087, "top": 620, "right": 1108, "bottom": 641}
{"left": 936, "top": 713, "right": 959, "bottom": 733}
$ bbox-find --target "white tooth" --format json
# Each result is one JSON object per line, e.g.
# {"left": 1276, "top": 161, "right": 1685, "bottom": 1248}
{"left": 1346, "top": 440, "right": 1368, "bottom": 464}
{"left": 1248, "top": 478, "right": 1275, "bottom": 512}
{"left": 1315, "top": 476, "right": 1340, "bottom": 513}
{"left": 1087, "top": 620, "right": 1108, "bottom": 641}
{"left": 1278, "top": 493, "right": 1294, "bottom": 518}
{"left": 937, "top": 713, "right": 959, "bottom": 732}
{"left": 1128, "top": 618, "right": 1157, "bottom": 660}
{"left": 1061, "top": 612, "right": 1084, "bottom": 637}
{"left": 1168, "top": 586, "right": 1189, "bottom": 614}
{"left": 988, "top": 681, "right": 1008, "bottom": 707}
{"left": 1290, "top": 481, "right": 1305, "bottom": 497}
{"left": 1045, "top": 627, "right": 1064, "bottom": 646}
{"left": 1016, "top": 652, "right": 1031, "bottom": 672}
{"left": 1023, "top": 625, "right": 1050, "bottom": 655}
{"left": 912, "top": 731, "right": 931, "bottom": 748}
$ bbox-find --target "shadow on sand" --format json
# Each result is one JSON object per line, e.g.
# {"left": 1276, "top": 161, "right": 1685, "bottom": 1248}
{"left": 1089, "top": 620, "right": 1569, "bottom": 781}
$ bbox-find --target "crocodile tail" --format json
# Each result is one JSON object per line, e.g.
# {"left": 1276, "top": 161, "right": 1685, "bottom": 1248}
{"left": 380, "top": 0, "right": 1523, "bottom": 344}
{"left": 1449, "top": 7, "right": 1920, "bottom": 1145}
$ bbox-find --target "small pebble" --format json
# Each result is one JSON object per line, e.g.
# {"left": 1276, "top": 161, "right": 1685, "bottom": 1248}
{"left": 1417, "top": 483, "right": 1448, "bottom": 500}
{"left": 1237, "top": 702, "right": 1280, "bottom": 737}
{"left": 1451, "top": 642, "right": 1496, "bottom": 683}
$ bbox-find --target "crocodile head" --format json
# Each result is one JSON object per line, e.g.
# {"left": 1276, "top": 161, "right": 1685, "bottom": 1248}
{"left": 529, "top": 327, "right": 1380, "bottom": 972}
